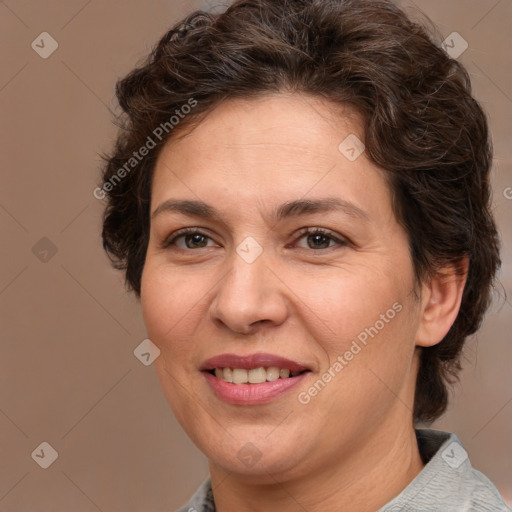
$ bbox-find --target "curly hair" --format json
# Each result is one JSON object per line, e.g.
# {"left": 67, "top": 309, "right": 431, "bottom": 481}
{"left": 99, "top": 0, "right": 501, "bottom": 423}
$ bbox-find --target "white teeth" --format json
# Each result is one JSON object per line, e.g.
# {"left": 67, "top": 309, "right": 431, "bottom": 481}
{"left": 248, "top": 367, "right": 267, "bottom": 384}
{"left": 279, "top": 368, "right": 290, "bottom": 379}
{"left": 232, "top": 368, "right": 248, "bottom": 384}
{"left": 212, "top": 366, "right": 304, "bottom": 384}
{"left": 223, "top": 368, "right": 233, "bottom": 383}
{"left": 266, "top": 367, "right": 280, "bottom": 381}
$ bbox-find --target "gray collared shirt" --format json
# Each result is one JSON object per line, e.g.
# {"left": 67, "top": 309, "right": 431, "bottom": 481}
{"left": 177, "top": 429, "right": 511, "bottom": 512}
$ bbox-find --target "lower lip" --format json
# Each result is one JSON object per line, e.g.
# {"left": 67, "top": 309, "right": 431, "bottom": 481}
{"left": 203, "top": 371, "right": 309, "bottom": 405}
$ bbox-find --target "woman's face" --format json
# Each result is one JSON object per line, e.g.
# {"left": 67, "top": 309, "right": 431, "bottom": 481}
{"left": 141, "top": 93, "right": 424, "bottom": 481}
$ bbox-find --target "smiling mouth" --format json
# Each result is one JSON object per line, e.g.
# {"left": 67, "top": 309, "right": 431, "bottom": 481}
{"left": 207, "top": 367, "right": 310, "bottom": 384}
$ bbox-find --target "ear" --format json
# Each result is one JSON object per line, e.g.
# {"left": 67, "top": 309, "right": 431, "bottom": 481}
{"left": 415, "top": 257, "right": 469, "bottom": 348}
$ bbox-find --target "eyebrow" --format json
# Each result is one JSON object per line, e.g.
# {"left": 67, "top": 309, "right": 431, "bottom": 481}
{"left": 151, "top": 197, "right": 371, "bottom": 224}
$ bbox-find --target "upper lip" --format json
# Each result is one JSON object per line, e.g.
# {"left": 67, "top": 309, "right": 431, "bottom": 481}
{"left": 200, "top": 353, "right": 311, "bottom": 372}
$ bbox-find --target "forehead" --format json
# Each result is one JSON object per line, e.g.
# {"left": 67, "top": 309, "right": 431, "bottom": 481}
{"left": 160, "top": 93, "right": 360, "bottom": 160}
{"left": 150, "top": 93, "right": 393, "bottom": 223}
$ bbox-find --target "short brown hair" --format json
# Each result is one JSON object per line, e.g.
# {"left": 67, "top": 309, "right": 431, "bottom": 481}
{"left": 100, "top": 0, "right": 501, "bottom": 423}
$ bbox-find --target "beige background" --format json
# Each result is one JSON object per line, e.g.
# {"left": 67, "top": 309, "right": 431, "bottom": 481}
{"left": 0, "top": 1, "right": 510, "bottom": 510}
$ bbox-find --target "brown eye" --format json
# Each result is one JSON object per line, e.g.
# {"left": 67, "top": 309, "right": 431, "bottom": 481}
{"left": 294, "top": 228, "right": 348, "bottom": 251}
{"left": 181, "top": 233, "right": 209, "bottom": 248}
{"left": 161, "top": 228, "right": 217, "bottom": 250}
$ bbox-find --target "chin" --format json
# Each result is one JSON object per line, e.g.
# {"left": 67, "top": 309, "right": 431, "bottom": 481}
{"left": 202, "top": 430, "right": 310, "bottom": 480}
{"left": 212, "top": 450, "right": 306, "bottom": 482}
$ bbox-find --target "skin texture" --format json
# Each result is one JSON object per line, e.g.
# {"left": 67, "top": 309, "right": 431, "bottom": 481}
{"left": 140, "top": 93, "right": 467, "bottom": 512}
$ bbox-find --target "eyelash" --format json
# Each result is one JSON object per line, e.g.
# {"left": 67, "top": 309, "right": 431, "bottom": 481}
{"left": 160, "top": 227, "right": 349, "bottom": 252}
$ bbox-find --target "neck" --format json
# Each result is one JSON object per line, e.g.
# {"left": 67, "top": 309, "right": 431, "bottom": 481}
{"left": 210, "top": 422, "right": 424, "bottom": 512}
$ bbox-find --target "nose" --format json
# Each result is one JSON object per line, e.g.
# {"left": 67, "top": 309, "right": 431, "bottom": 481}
{"left": 209, "top": 248, "right": 288, "bottom": 335}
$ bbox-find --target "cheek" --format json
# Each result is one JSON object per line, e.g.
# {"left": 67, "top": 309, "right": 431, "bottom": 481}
{"left": 140, "top": 264, "right": 183, "bottom": 347}
{"left": 302, "top": 265, "right": 419, "bottom": 396}
{"left": 140, "top": 263, "right": 205, "bottom": 423}
{"left": 303, "top": 267, "right": 407, "bottom": 346}
{"left": 140, "top": 261, "right": 211, "bottom": 362}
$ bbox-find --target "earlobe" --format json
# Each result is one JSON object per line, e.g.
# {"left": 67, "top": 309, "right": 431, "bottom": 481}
{"left": 415, "top": 257, "right": 469, "bottom": 348}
